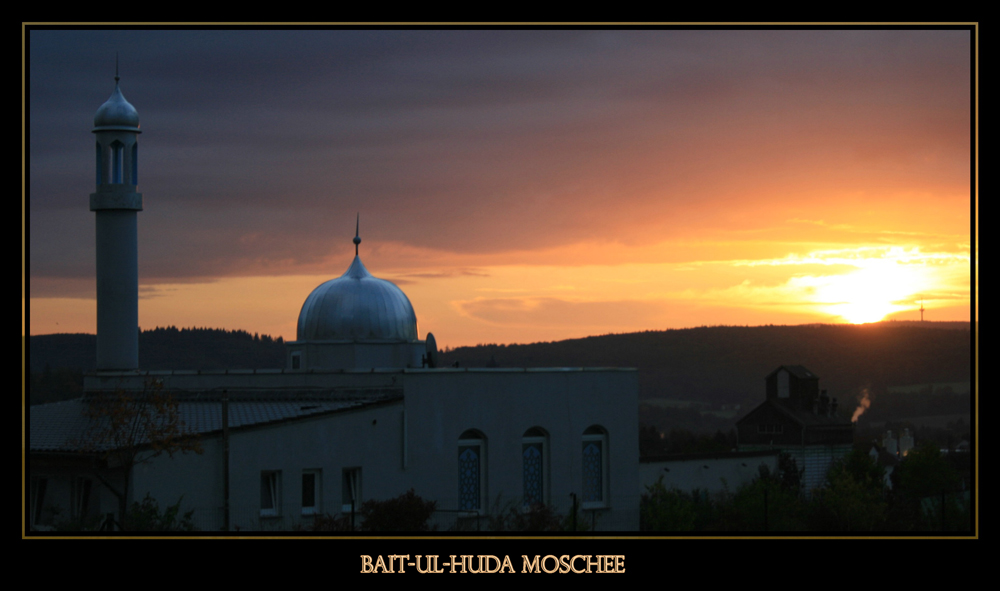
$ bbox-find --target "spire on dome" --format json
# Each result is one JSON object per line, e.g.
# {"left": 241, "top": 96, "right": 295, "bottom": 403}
{"left": 93, "top": 58, "right": 140, "bottom": 132}
{"left": 296, "top": 217, "right": 419, "bottom": 344}
{"left": 353, "top": 213, "right": 361, "bottom": 256}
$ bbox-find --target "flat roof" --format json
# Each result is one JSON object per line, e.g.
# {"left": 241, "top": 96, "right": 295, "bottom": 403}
{"left": 91, "top": 366, "right": 637, "bottom": 377}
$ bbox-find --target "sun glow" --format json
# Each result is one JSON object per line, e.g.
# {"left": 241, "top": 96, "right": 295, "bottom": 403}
{"left": 712, "top": 245, "right": 969, "bottom": 326}
{"left": 814, "top": 262, "right": 923, "bottom": 323}
{"left": 804, "top": 250, "right": 938, "bottom": 324}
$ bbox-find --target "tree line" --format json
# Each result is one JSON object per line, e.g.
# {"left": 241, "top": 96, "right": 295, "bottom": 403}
{"left": 440, "top": 323, "right": 972, "bottom": 409}
{"left": 641, "top": 445, "right": 971, "bottom": 532}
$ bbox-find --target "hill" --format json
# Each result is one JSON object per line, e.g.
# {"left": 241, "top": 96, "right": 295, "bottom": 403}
{"left": 28, "top": 326, "right": 286, "bottom": 373}
{"left": 438, "top": 322, "right": 973, "bottom": 409}
{"left": 27, "top": 322, "right": 973, "bottom": 415}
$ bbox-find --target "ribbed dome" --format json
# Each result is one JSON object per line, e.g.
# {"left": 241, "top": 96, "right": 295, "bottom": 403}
{"left": 297, "top": 256, "right": 418, "bottom": 342}
{"left": 93, "top": 80, "right": 140, "bottom": 131}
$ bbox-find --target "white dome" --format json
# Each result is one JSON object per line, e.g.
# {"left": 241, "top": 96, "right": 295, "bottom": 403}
{"left": 296, "top": 255, "right": 418, "bottom": 342}
{"left": 93, "top": 80, "right": 140, "bottom": 131}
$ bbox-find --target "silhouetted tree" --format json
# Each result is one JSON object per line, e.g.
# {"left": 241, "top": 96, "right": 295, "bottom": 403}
{"left": 641, "top": 477, "right": 715, "bottom": 531}
{"left": 891, "top": 442, "right": 968, "bottom": 531}
{"left": 717, "top": 463, "right": 806, "bottom": 531}
{"left": 74, "top": 380, "right": 202, "bottom": 527}
{"left": 358, "top": 489, "right": 437, "bottom": 532}
{"left": 808, "top": 449, "right": 887, "bottom": 531}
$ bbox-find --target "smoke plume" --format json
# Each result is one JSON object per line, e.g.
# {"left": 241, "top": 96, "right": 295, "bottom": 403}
{"left": 852, "top": 388, "right": 871, "bottom": 423}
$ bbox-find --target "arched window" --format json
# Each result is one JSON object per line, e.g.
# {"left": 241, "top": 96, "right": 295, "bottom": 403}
{"left": 131, "top": 142, "right": 138, "bottom": 185}
{"left": 522, "top": 427, "right": 548, "bottom": 507}
{"left": 458, "top": 429, "right": 486, "bottom": 512}
{"left": 777, "top": 369, "right": 790, "bottom": 398}
{"left": 582, "top": 426, "right": 608, "bottom": 507}
{"left": 110, "top": 141, "right": 124, "bottom": 184}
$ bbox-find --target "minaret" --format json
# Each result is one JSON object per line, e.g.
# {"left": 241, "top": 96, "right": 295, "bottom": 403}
{"left": 90, "top": 63, "right": 142, "bottom": 370}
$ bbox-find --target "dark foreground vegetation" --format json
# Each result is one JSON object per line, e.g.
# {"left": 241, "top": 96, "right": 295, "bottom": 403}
{"left": 47, "top": 446, "right": 971, "bottom": 533}
{"left": 641, "top": 446, "right": 971, "bottom": 533}
{"left": 28, "top": 327, "right": 286, "bottom": 405}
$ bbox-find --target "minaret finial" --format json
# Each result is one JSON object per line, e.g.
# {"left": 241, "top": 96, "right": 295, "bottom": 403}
{"left": 353, "top": 213, "right": 361, "bottom": 256}
{"left": 115, "top": 52, "right": 120, "bottom": 83}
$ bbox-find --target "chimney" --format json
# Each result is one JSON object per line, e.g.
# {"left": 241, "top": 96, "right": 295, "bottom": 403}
{"left": 817, "top": 389, "right": 829, "bottom": 416}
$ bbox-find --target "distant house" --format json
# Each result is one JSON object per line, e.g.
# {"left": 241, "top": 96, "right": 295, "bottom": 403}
{"left": 736, "top": 365, "right": 854, "bottom": 492}
{"left": 866, "top": 428, "right": 914, "bottom": 489}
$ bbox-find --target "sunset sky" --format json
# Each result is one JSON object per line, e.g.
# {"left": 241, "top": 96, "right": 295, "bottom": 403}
{"left": 26, "top": 28, "right": 975, "bottom": 349}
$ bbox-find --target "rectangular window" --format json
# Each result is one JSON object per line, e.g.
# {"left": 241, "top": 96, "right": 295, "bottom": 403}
{"left": 72, "top": 477, "right": 93, "bottom": 520}
{"left": 30, "top": 477, "right": 48, "bottom": 526}
{"left": 342, "top": 468, "right": 361, "bottom": 514}
{"left": 302, "top": 470, "right": 320, "bottom": 515}
{"left": 261, "top": 471, "right": 281, "bottom": 517}
{"left": 291, "top": 351, "right": 301, "bottom": 370}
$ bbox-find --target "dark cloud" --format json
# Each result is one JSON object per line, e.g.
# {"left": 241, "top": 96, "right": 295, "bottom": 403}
{"left": 27, "top": 28, "right": 971, "bottom": 283}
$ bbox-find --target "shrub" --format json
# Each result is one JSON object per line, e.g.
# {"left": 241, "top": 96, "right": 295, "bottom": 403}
{"left": 483, "top": 498, "right": 575, "bottom": 532}
{"left": 296, "top": 512, "right": 353, "bottom": 532}
{"left": 641, "top": 478, "right": 713, "bottom": 531}
{"left": 123, "top": 493, "right": 196, "bottom": 531}
{"left": 358, "top": 489, "right": 437, "bottom": 532}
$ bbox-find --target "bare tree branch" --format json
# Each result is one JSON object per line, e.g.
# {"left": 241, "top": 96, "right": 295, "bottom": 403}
{"left": 73, "top": 379, "right": 202, "bottom": 528}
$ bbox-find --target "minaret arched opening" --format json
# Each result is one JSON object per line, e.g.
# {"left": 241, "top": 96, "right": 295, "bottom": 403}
{"left": 111, "top": 140, "right": 124, "bottom": 184}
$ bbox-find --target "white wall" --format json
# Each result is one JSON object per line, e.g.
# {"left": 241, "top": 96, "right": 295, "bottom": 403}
{"left": 126, "top": 367, "right": 640, "bottom": 532}
{"left": 640, "top": 452, "right": 779, "bottom": 495}
{"left": 403, "top": 369, "right": 639, "bottom": 531}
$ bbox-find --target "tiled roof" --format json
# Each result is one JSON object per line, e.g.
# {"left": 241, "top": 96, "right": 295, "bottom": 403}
{"left": 28, "top": 399, "right": 95, "bottom": 453}
{"left": 736, "top": 399, "right": 853, "bottom": 428}
{"left": 28, "top": 396, "right": 398, "bottom": 453}
{"left": 767, "top": 400, "right": 853, "bottom": 427}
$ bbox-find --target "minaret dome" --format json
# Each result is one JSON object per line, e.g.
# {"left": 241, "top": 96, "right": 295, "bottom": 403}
{"left": 93, "top": 77, "right": 140, "bottom": 131}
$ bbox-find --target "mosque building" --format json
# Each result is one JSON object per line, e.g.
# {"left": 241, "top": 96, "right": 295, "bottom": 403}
{"left": 28, "top": 74, "right": 640, "bottom": 531}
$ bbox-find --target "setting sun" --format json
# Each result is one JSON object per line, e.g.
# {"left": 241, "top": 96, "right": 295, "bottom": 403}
{"left": 26, "top": 30, "right": 973, "bottom": 346}
{"left": 798, "top": 247, "right": 955, "bottom": 324}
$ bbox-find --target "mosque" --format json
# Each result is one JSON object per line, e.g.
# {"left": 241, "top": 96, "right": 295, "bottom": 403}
{"left": 28, "top": 74, "right": 640, "bottom": 531}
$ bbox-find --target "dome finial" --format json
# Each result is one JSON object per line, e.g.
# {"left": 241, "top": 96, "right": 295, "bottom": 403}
{"left": 94, "top": 56, "right": 140, "bottom": 132}
{"left": 353, "top": 213, "right": 361, "bottom": 256}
